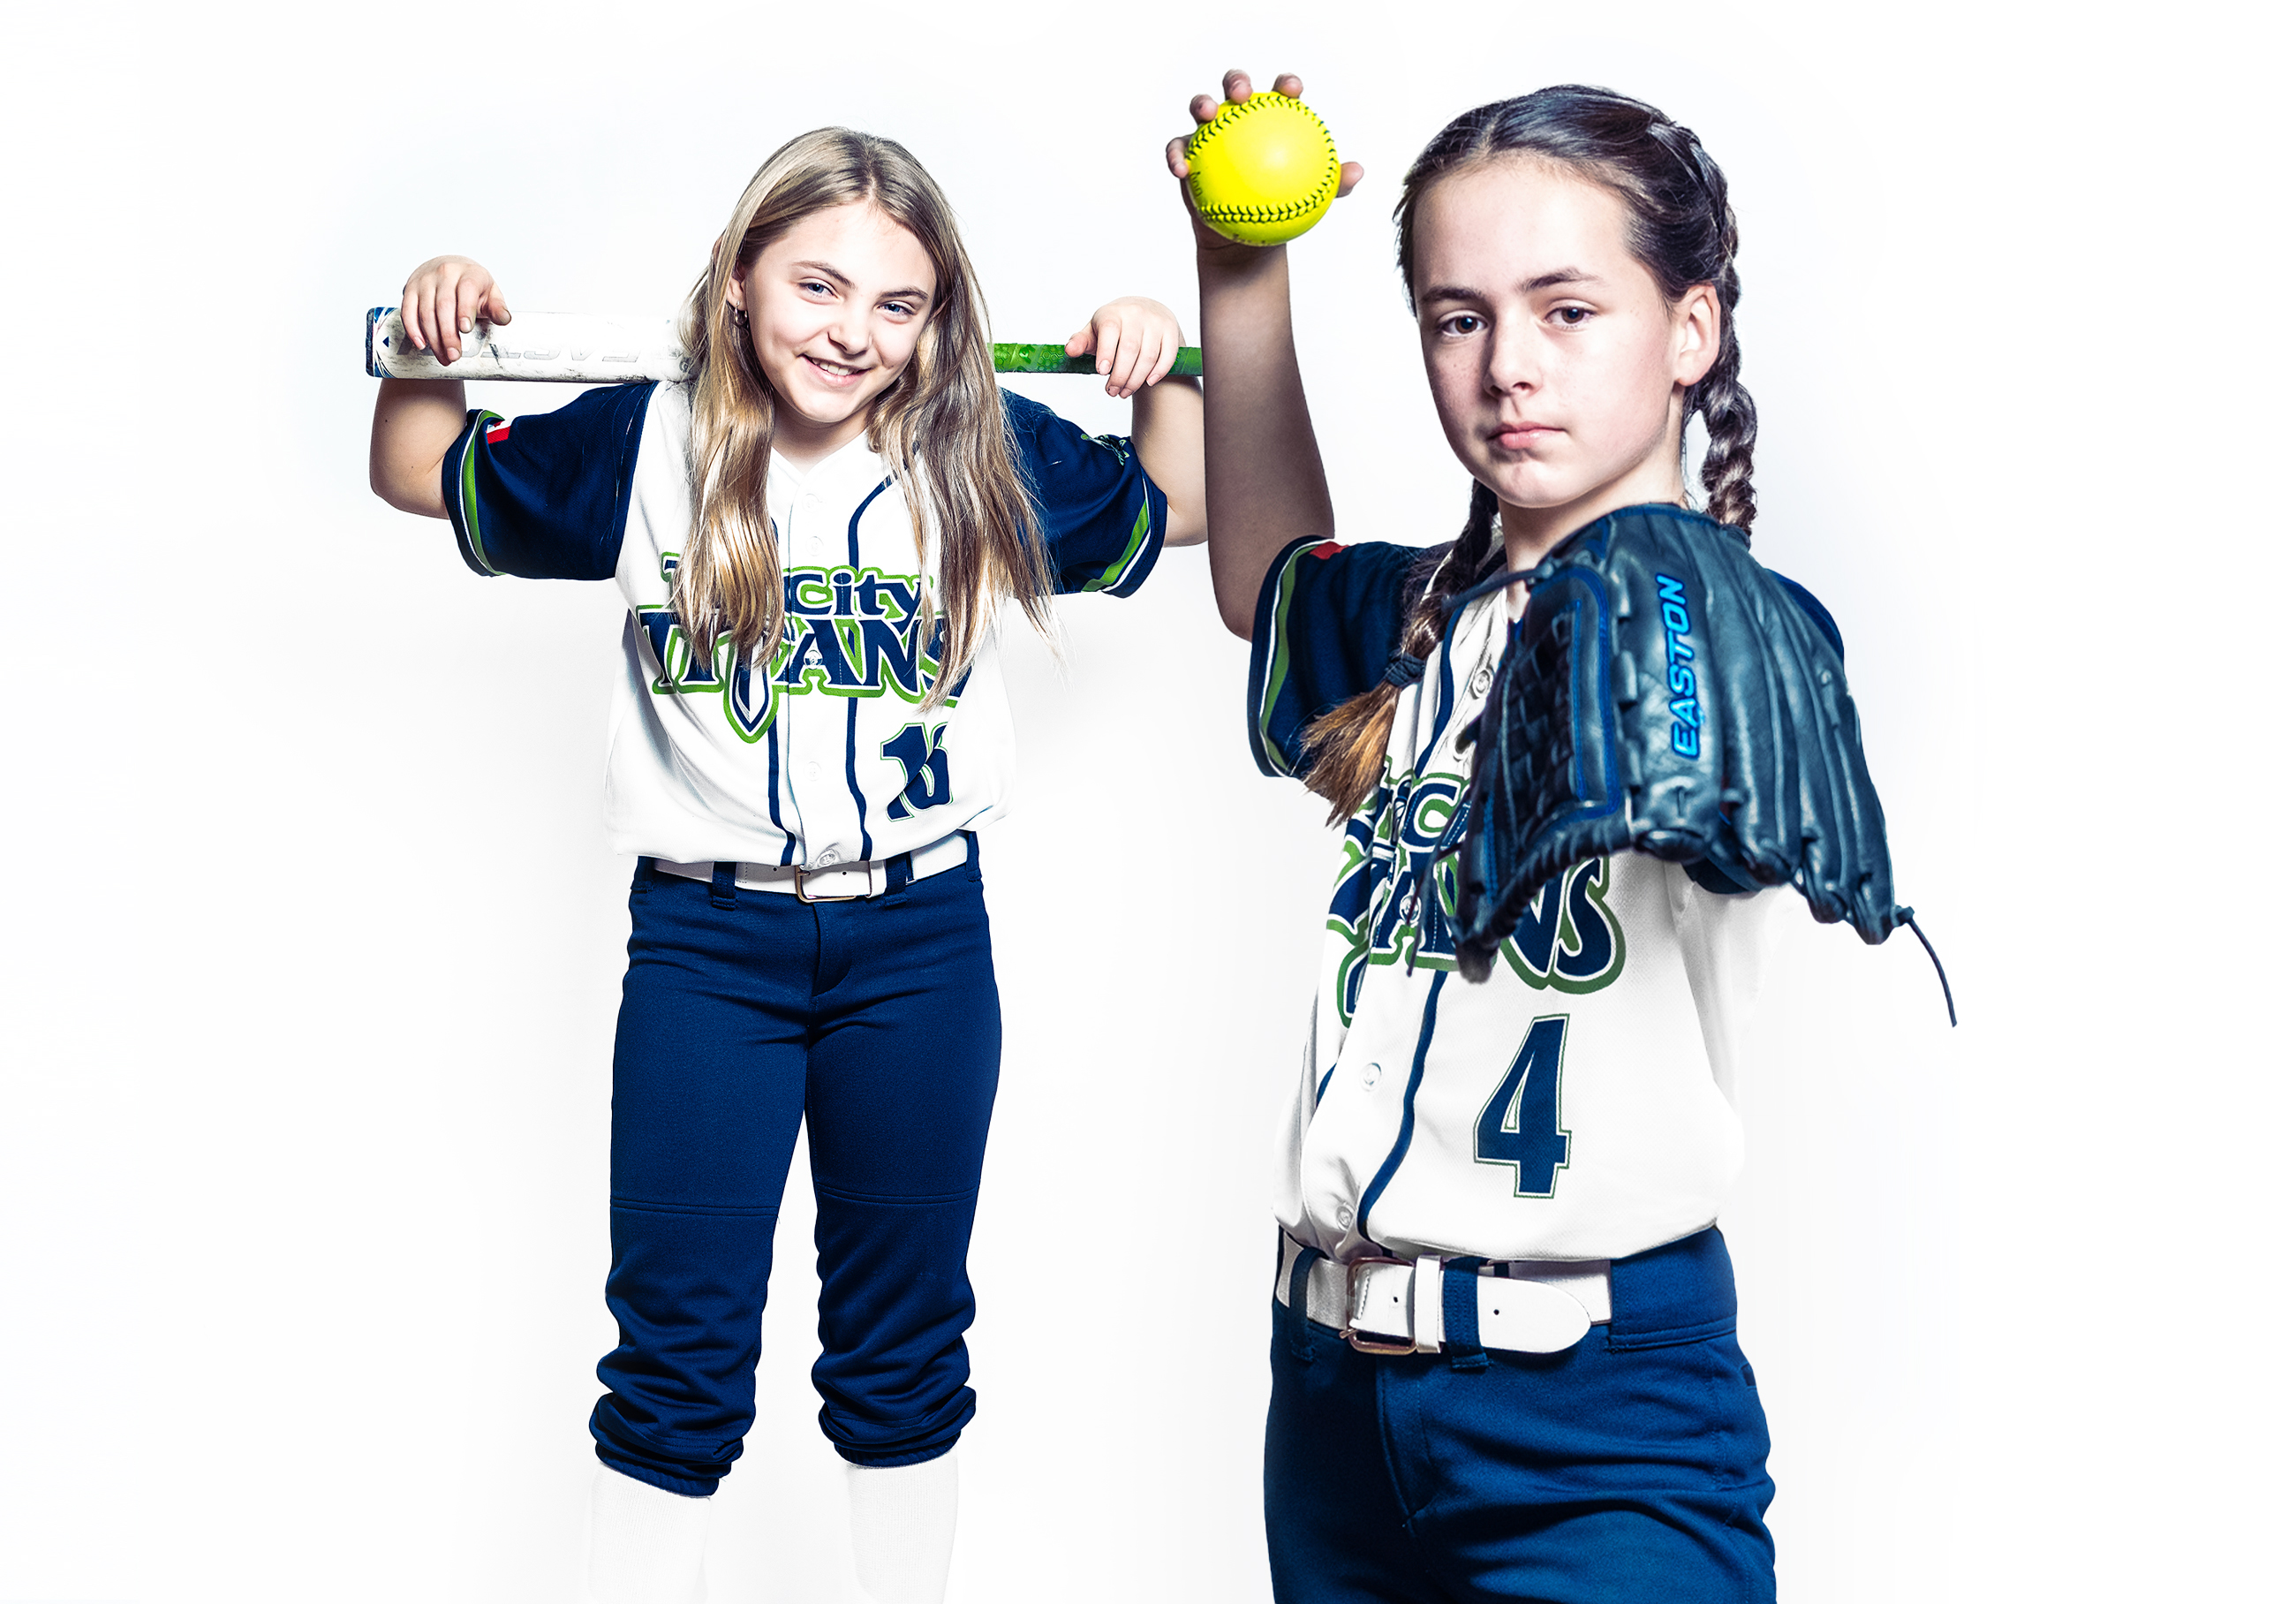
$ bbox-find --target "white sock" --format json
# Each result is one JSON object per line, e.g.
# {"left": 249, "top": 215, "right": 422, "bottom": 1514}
{"left": 845, "top": 1451, "right": 959, "bottom": 1604}
{"left": 583, "top": 1464, "right": 713, "bottom": 1604}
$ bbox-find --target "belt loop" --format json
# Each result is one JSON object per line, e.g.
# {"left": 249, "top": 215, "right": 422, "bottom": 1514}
{"left": 1286, "top": 1245, "right": 1325, "bottom": 1366}
{"left": 884, "top": 850, "right": 916, "bottom": 895}
{"left": 633, "top": 856, "right": 653, "bottom": 895}
{"left": 710, "top": 861, "right": 737, "bottom": 909}
{"left": 1442, "top": 1259, "right": 1490, "bottom": 1372}
{"left": 963, "top": 830, "right": 978, "bottom": 870}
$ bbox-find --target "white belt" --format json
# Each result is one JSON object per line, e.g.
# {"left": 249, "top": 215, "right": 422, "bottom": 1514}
{"left": 652, "top": 832, "right": 972, "bottom": 902}
{"left": 1276, "top": 1234, "right": 1611, "bottom": 1356}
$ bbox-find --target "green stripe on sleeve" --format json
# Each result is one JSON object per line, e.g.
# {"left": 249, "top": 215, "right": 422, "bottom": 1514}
{"left": 1251, "top": 545, "right": 1313, "bottom": 776}
{"left": 458, "top": 412, "right": 503, "bottom": 576}
{"left": 1080, "top": 488, "right": 1154, "bottom": 594}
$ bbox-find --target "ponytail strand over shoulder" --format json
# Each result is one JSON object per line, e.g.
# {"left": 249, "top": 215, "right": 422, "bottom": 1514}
{"left": 1300, "top": 480, "right": 1500, "bottom": 821}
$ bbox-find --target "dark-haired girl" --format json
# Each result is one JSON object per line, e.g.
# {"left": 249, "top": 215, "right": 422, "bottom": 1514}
{"left": 1171, "top": 72, "right": 1805, "bottom": 1602}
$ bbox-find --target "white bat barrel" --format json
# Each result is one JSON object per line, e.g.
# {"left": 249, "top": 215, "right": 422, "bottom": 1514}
{"left": 366, "top": 307, "right": 690, "bottom": 383}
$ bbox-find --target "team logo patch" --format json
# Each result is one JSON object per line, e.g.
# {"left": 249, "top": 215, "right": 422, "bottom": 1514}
{"left": 631, "top": 563, "right": 954, "bottom": 744}
{"left": 1326, "top": 762, "right": 1626, "bottom": 1024}
{"left": 485, "top": 417, "right": 512, "bottom": 445}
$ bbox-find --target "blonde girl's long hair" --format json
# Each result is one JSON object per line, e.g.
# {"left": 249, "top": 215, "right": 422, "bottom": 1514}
{"left": 1300, "top": 86, "right": 1756, "bottom": 821}
{"left": 676, "top": 128, "right": 1052, "bottom": 706}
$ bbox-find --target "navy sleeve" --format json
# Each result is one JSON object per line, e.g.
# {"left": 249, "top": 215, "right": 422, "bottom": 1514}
{"left": 1244, "top": 537, "right": 1424, "bottom": 779}
{"left": 441, "top": 382, "right": 654, "bottom": 581}
{"left": 1001, "top": 390, "right": 1167, "bottom": 597}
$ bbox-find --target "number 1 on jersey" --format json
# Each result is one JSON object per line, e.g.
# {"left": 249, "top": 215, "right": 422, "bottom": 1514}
{"left": 1476, "top": 1015, "right": 1573, "bottom": 1198}
{"left": 881, "top": 723, "right": 951, "bottom": 820}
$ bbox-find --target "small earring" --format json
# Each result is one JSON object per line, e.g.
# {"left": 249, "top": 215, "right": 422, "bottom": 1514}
{"left": 731, "top": 307, "right": 750, "bottom": 329}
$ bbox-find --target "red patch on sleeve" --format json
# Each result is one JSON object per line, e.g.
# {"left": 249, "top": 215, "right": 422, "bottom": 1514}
{"left": 485, "top": 419, "right": 511, "bottom": 444}
{"left": 1309, "top": 541, "right": 1344, "bottom": 559}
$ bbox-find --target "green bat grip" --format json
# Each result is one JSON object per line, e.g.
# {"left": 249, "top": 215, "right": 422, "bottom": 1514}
{"left": 992, "top": 344, "right": 1202, "bottom": 377}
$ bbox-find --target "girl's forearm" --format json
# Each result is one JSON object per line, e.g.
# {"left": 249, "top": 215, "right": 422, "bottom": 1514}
{"left": 1129, "top": 376, "right": 1205, "bottom": 547}
{"left": 369, "top": 377, "right": 468, "bottom": 518}
{"left": 1197, "top": 246, "right": 1333, "bottom": 638}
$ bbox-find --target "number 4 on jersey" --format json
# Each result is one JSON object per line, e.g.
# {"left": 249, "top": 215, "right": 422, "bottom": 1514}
{"left": 880, "top": 723, "right": 950, "bottom": 820}
{"left": 1476, "top": 1015, "right": 1573, "bottom": 1198}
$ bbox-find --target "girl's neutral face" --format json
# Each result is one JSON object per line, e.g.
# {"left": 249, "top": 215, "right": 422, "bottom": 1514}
{"left": 1413, "top": 159, "right": 1713, "bottom": 553}
{"left": 730, "top": 200, "right": 938, "bottom": 464}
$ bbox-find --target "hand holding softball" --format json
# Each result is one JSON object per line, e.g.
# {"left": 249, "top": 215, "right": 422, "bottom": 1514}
{"left": 1166, "top": 71, "right": 1363, "bottom": 253}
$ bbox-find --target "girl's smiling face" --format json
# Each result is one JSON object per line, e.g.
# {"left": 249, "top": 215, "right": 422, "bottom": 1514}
{"left": 1412, "top": 157, "right": 1718, "bottom": 563}
{"left": 729, "top": 200, "right": 938, "bottom": 465}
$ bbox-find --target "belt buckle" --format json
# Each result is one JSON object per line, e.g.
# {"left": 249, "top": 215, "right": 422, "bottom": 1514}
{"left": 795, "top": 864, "right": 865, "bottom": 903}
{"left": 1343, "top": 1256, "right": 1418, "bottom": 1355}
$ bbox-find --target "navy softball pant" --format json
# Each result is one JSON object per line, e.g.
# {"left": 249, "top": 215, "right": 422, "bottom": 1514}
{"left": 589, "top": 850, "right": 1000, "bottom": 1496}
{"left": 1266, "top": 1229, "right": 1776, "bottom": 1603}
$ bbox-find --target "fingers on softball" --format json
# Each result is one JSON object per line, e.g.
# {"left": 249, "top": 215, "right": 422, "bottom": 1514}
{"left": 1174, "top": 68, "right": 1258, "bottom": 175}
{"left": 1183, "top": 79, "right": 1343, "bottom": 246}
{"left": 1176, "top": 72, "right": 1358, "bottom": 216}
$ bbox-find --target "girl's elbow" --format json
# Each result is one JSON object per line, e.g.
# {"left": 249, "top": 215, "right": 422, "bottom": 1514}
{"left": 371, "top": 458, "right": 448, "bottom": 518}
{"left": 367, "top": 455, "right": 400, "bottom": 508}
{"left": 1163, "top": 500, "right": 1209, "bottom": 549}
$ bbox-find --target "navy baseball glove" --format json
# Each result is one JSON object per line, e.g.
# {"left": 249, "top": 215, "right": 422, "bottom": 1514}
{"left": 1448, "top": 504, "right": 1918, "bottom": 988}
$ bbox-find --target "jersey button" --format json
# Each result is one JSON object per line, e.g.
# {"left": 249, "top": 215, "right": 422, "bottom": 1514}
{"left": 806, "top": 760, "right": 825, "bottom": 782}
{"left": 817, "top": 848, "right": 843, "bottom": 866}
{"left": 1469, "top": 664, "right": 1493, "bottom": 698}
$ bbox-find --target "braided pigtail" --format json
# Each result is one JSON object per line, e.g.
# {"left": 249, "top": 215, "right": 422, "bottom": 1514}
{"left": 1693, "top": 294, "right": 1756, "bottom": 531}
{"left": 1300, "top": 480, "right": 1500, "bottom": 823}
{"left": 1681, "top": 148, "right": 1756, "bottom": 534}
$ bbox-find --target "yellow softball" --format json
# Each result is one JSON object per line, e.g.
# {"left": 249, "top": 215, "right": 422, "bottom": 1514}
{"left": 1185, "top": 92, "right": 1341, "bottom": 246}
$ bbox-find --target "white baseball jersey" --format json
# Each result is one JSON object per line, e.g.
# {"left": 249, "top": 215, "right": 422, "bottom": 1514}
{"left": 444, "top": 382, "right": 1165, "bottom": 866}
{"left": 1248, "top": 532, "right": 1799, "bottom": 1265}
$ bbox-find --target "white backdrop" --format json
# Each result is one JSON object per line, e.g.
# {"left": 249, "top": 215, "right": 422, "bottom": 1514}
{"left": 3, "top": 2, "right": 2285, "bottom": 1600}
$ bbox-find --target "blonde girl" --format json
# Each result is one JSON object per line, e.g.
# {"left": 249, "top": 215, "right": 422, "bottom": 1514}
{"left": 371, "top": 127, "right": 1202, "bottom": 1604}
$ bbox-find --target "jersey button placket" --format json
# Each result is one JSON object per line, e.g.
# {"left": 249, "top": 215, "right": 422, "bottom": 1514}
{"left": 801, "top": 488, "right": 828, "bottom": 557}
{"left": 781, "top": 486, "right": 821, "bottom": 864}
{"left": 782, "top": 476, "right": 855, "bottom": 875}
